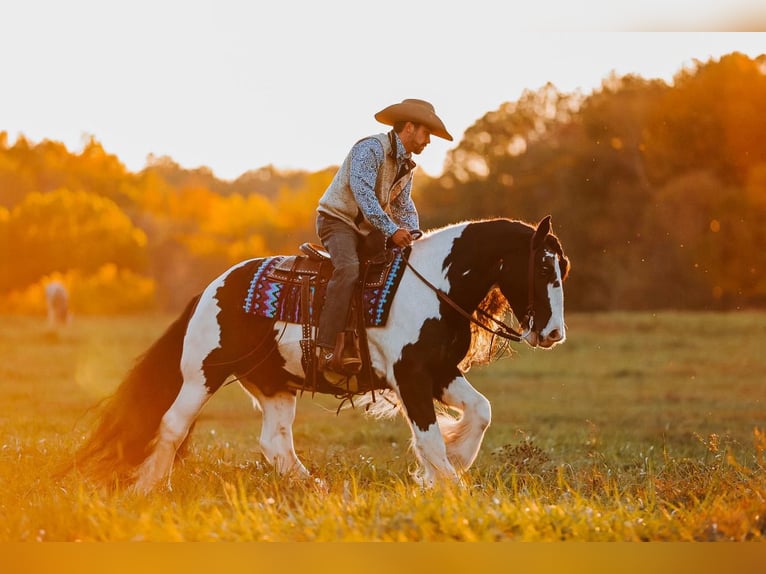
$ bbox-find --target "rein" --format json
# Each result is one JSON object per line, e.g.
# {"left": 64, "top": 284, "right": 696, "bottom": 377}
{"left": 404, "top": 259, "right": 525, "bottom": 343}
{"left": 524, "top": 235, "right": 538, "bottom": 332}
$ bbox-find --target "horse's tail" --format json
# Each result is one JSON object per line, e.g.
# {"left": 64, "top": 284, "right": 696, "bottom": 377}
{"left": 67, "top": 295, "right": 200, "bottom": 484}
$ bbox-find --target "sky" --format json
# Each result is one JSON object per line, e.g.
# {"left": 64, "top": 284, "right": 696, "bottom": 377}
{"left": 2, "top": 1, "right": 765, "bottom": 180}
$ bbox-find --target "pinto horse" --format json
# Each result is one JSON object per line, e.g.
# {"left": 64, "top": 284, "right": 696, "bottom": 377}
{"left": 72, "top": 216, "right": 569, "bottom": 492}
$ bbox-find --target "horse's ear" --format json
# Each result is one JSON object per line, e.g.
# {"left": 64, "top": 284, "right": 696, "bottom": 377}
{"left": 532, "top": 215, "right": 552, "bottom": 249}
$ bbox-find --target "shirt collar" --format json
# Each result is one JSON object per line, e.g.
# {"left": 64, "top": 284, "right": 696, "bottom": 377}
{"left": 391, "top": 130, "right": 415, "bottom": 166}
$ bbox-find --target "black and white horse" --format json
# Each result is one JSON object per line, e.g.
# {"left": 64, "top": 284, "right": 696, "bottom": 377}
{"left": 72, "top": 216, "right": 569, "bottom": 492}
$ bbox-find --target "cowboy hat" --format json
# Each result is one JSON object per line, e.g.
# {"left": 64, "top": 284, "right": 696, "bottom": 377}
{"left": 374, "top": 99, "right": 453, "bottom": 141}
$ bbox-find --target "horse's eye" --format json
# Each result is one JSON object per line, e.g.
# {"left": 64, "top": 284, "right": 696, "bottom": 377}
{"left": 539, "top": 265, "right": 553, "bottom": 277}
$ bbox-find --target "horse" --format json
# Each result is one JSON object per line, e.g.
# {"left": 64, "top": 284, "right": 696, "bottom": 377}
{"left": 70, "top": 216, "right": 570, "bottom": 492}
{"left": 45, "top": 281, "right": 70, "bottom": 329}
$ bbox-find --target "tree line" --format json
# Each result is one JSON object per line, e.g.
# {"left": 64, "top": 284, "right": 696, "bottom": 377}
{"left": 1, "top": 51, "right": 764, "bottom": 313}
{"left": 418, "top": 51, "right": 766, "bottom": 310}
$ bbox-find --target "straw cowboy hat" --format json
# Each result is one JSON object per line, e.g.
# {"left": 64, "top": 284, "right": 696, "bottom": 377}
{"left": 375, "top": 99, "right": 453, "bottom": 141}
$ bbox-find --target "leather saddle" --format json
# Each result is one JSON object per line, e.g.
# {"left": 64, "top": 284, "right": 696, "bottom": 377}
{"left": 262, "top": 243, "right": 396, "bottom": 290}
{"left": 243, "top": 234, "right": 410, "bottom": 396}
{"left": 250, "top": 242, "right": 404, "bottom": 396}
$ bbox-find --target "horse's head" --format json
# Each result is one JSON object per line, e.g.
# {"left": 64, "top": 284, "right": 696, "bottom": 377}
{"left": 499, "top": 216, "right": 570, "bottom": 349}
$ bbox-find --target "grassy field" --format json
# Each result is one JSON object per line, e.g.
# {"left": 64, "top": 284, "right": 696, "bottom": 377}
{"left": 1, "top": 311, "right": 765, "bottom": 542}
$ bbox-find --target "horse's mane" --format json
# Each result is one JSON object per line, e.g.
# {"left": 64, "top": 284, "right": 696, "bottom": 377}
{"left": 459, "top": 287, "right": 515, "bottom": 372}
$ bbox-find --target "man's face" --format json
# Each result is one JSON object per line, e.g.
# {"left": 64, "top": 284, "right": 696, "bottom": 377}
{"left": 402, "top": 122, "right": 431, "bottom": 155}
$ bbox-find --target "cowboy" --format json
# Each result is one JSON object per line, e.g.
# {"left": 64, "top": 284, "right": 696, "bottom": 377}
{"left": 315, "top": 98, "right": 453, "bottom": 375}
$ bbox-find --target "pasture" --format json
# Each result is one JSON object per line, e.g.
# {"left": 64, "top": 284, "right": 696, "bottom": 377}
{"left": 1, "top": 311, "right": 764, "bottom": 542}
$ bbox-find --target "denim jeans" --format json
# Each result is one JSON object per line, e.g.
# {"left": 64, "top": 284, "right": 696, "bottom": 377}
{"left": 316, "top": 213, "right": 361, "bottom": 350}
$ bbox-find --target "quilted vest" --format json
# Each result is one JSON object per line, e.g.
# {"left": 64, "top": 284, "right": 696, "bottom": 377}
{"left": 317, "top": 132, "right": 413, "bottom": 237}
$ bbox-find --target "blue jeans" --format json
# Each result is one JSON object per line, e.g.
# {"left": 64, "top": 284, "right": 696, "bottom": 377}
{"left": 316, "top": 213, "right": 361, "bottom": 350}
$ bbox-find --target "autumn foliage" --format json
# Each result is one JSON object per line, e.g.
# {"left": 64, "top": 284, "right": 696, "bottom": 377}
{"left": 1, "top": 52, "right": 764, "bottom": 313}
{"left": 419, "top": 52, "right": 766, "bottom": 310}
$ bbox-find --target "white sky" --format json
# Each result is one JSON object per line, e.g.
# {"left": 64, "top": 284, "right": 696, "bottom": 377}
{"left": 1, "top": 1, "right": 764, "bottom": 179}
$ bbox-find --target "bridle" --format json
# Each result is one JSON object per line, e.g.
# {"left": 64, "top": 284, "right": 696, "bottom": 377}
{"left": 404, "top": 233, "right": 543, "bottom": 343}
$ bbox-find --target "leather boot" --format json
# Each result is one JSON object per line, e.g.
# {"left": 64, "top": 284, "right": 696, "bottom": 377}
{"left": 317, "top": 332, "right": 361, "bottom": 376}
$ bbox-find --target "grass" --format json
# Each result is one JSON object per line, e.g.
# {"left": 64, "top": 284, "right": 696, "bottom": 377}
{"left": 1, "top": 311, "right": 765, "bottom": 541}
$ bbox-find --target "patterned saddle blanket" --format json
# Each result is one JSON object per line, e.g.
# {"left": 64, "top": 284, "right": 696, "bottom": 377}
{"left": 243, "top": 250, "right": 407, "bottom": 327}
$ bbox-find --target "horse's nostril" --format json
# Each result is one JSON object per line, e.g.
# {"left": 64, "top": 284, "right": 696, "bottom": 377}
{"left": 548, "top": 329, "right": 561, "bottom": 341}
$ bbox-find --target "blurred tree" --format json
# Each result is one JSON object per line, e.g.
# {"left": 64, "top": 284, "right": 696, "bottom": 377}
{"left": 560, "top": 75, "right": 667, "bottom": 309}
{"left": 425, "top": 83, "right": 582, "bottom": 223}
{"left": 1, "top": 188, "right": 147, "bottom": 292}
{"left": 420, "top": 53, "right": 766, "bottom": 310}
{"left": 644, "top": 52, "right": 766, "bottom": 188}
{"left": 73, "top": 136, "right": 133, "bottom": 206}
{"left": 229, "top": 165, "right": 316, "bottom": 200}
{"left": 269, "top": 168, "right": 336, "bottom": 253}
{"left": 0, "top": 134, "right": 37, "bottom": 208}
{"left": 0, "top": 133, "right": 134, "bottom": 209}
{"left": 642, "top": 170, "right": 766, "bottom": 308}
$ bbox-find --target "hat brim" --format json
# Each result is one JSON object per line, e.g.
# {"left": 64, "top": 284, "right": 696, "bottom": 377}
{"left": 375, "top": 102, "right": 453, "bottom": 141}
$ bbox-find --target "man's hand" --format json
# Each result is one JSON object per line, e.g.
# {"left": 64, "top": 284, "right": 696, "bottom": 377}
{"left": 389, "top": 228, "right": 414, "bottom": 248}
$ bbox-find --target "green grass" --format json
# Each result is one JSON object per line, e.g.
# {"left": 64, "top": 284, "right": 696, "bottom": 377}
{"left": 1, "top": 312, "right": 765, "bottom": 541}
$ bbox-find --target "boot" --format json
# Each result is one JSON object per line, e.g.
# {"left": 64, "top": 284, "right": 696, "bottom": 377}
{"left": 317, "top": 332, "right": 361, "bottom": 376}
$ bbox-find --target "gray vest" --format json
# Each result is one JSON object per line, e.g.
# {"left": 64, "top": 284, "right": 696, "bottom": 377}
{"left": 317, "top": 132, "right": 413, "bottom": 236}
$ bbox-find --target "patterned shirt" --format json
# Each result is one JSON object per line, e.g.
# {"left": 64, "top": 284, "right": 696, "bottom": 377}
{"left": 348, "top": 133, "right": 419, "bottom": 238}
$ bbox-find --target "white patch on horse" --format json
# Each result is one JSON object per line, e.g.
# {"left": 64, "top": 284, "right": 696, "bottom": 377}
{"left": 539, "top": 252, "right": 566, "bottom": 345}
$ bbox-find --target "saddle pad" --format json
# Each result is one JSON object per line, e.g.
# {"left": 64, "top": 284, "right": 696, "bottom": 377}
{"left": 243, "top": 251, "right": 406, "bottom": 327}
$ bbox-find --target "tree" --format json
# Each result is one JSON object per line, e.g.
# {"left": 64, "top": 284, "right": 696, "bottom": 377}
{"left": 644, "top": 52, "right": 766, "bottom": 188}
{"left": 419, "top": 54, "right": 766, "bottom": 310}
{"left": 1, "top": 188, "right": 147, "bottom": 291}
{"left": 641, "top": 170, "right": 766, "bottom": 308}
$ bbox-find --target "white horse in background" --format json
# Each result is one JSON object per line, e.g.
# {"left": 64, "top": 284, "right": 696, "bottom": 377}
{"left": 45, "top": 281, "right": 70, "bottom": 329}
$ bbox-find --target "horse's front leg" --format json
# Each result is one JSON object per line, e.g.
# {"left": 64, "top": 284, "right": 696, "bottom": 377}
{"left": 437, "top": 375, "right": 492, "bottom": 471}
{"left": 396, "top": 369, "right": 459, "bottom": 487}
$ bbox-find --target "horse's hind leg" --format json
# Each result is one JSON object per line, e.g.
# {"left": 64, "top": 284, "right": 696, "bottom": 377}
{"left": 239, "top": 381, "right": 310, "bottom": 478}
{"left": 132, "top": 369, "right": 217, "bottom": 493}
{"left": 437, "top": 375, "right": 492, "bottom": 471}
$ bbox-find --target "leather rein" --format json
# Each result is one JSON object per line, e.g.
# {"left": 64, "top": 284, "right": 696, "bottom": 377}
{"left": 403, "top": 235, "right": 540, "bottom": 343}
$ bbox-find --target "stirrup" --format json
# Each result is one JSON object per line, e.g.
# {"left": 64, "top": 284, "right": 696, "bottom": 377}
{"left": 318, "top": 349, "right": 361, "bottom": 377}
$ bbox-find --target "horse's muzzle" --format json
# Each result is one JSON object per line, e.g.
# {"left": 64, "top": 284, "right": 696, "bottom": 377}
{"left": 523, "top": 328, "right": 565, "bottom": 349}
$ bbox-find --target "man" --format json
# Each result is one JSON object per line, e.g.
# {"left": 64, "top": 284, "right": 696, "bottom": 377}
{"left": 315, "top": 98, "right": 453, "bottom": 375}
